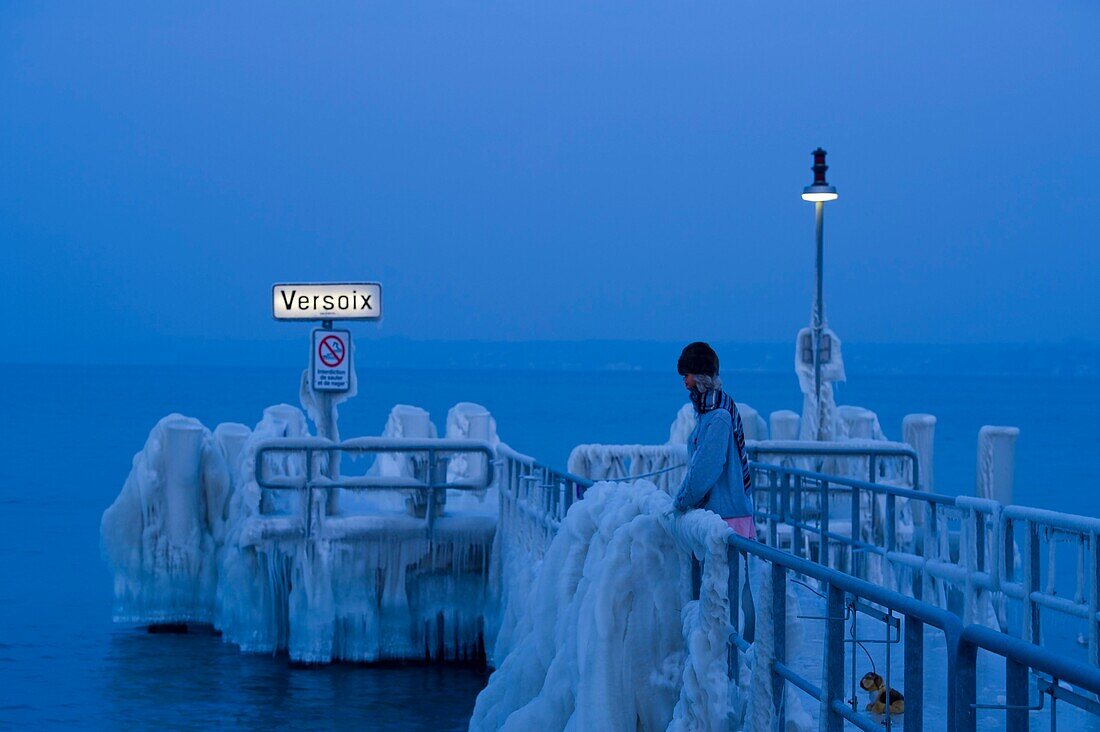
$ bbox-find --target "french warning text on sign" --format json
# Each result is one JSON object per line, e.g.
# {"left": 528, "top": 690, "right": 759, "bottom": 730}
{"left": 272, "top": 282, "right": 382, "bottom": 321}
{"left": 312, "top": 329, "right": 351, "bottom": 392}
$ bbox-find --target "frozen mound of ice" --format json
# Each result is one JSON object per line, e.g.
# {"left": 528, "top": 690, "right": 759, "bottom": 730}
{"left": 471, "top": 481, "right": 732, "bottom": 732}
{"left": 101, "top": 414, "right": 231, "bottom": 624}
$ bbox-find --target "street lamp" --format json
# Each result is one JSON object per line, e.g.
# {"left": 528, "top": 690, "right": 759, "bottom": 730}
{"left": 802, "top": 147, "right": 837, "bottom": 441}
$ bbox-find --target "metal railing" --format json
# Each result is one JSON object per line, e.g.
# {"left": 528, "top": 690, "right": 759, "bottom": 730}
{"left": 746, "top": 440, "right": 922, "bottom": 490}
{"left": 725, "top": 532, "right": 1100, "bottom": 732}
{"left": 254, "top": 436, "right": 496, "bottom": 535}
{"left": 566, "top": 443, "right": 687, "bottom": 492}
{"left": 751, "top": 460, "right": 1100, "bottom": 669}
{"left": 497, "top": 444, "right": 588, "bottom": 539}
{"left": 533, "top": 441, "right": 1100, "bottom": 729}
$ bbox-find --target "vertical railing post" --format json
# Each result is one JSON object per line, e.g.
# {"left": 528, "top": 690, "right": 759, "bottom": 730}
{"left": 425, "top": 449, "right": 437, "bottom": 532}
{"left": 904, "top": 615, "right": 924, "bottom": 731}
{"left": 953, "top": 633, "right": 977, "bottom": 732}
{"left": 771, "top": 561, "right": 787, "bottom": 730}
{"left": 1091, "top": 531, "right": 1100, "bottom": 668}
{"left": 768, "top": 473, "right": 779, "bottom": 547}
{"left": 780, "top": 471, "right": 790, "bottom": 527}
{"left": 851, "top": 482, "right": 862, "bottom": 577}
{"left": 821, "top": 480, "right": 831, "bottom": 568}
{"left": 886, "top": 493, "right": 897, "bottom": 554}
{"left": 1004, "top": 656, "right": 1029, "bottom": 732}
{"left": 1023, "top": 520, "right": 1041, "bottom": 645}
{"left": 792, "top": 474, "right": 804, "bottom": 560}
{"left": 886, "top": 491, "right": 897, "bottom": 591}
{"left": 821, "top": 583, "right": 845, "bottom": 732}
{"left": 728, "top": 543, "right": 740, "bottom": 677}
{"left": 304, "top": 448, "right": 314, "bottom": 539}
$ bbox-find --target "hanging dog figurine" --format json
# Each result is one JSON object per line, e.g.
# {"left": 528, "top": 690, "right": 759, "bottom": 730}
{"left": 860, "top": 672, "right": 904, "bottom": 715}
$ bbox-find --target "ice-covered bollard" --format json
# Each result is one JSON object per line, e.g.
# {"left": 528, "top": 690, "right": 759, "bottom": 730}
{"left": 257, "top": 405, "right": 310, "bottom": 515}
{"left": 902, "top": 414, "right": 936, "bottom": 492}
{"left": 212, "top": 423, "right": 251, "bottom": 542}
{"left": 101, "top": 414, "right": 229, "bottom": 626}
{"left": 214, "top": 422, "right": 251, "bottom": 482}
{"left": 902, "top": 414, "right": 936, "bottom": 529}
{"left": 769, "top": 410, "right": 800, "bottom": 441}
{"left": 163, "top": 422, "right": 205, "bottom": 549}
{"left": 976, "top": 425, "right": 1019, "bottom": 505}
{"left": 737, "top": 403, "right": 769, "bottom": 441}
{"left": 372, "top": 405, "right": 439, "bottom": 516}
{"left": 445, "top": 402, "right": 498, "bottom": 485}
{"left": 838, "top": 405, "right": 876, "bottom": 440}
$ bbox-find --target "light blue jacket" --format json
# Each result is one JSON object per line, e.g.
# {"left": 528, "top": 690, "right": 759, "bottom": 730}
{"left": 673, "top": 408, "right": 754, "bottom": 519}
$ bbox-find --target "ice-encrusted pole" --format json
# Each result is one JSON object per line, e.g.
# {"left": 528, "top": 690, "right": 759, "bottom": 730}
{"left": 316, "top": 321, "right": 339, "bottom": 516}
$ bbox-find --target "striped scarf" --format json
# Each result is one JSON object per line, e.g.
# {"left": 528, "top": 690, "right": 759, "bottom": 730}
{"left": 691, "top": 388, "right": 752, "bottom": 495}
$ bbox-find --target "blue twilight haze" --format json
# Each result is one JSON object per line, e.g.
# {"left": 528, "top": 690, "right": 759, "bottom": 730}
{"left": 2, "top": 2, "right": 1098, "bottom": 365}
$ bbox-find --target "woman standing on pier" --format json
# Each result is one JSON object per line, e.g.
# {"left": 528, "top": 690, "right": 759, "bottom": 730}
{"left": 673, "top": 341, "right": 756, "bottom": 638}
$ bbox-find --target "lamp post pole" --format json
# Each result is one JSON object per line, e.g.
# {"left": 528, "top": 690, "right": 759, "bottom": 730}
{"left": 802, "top": 147, "right": 838, "bottom": 442}
{"left": 814, "top": 198, "right": 825, "bottom": 440}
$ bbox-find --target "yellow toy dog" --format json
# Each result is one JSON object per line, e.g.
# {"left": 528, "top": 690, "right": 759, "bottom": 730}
{"left": 860, "top": 672, "right": 904, "bottom": 715}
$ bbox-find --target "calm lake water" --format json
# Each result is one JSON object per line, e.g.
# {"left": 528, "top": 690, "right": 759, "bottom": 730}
{"left": 0, "top": 363, "right": 1097, "bottom": 728}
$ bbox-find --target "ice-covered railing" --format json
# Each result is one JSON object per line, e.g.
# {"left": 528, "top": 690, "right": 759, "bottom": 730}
{"left": 728, "top": 531, "right": 1100, "bottom": 731}
{"left": 487, "top": 444, "right": 590, "bottom": 664}
{"left": 566, "top": 443, "right": 688, "bottom": 493}
{"left": 488, "top": 447, "right": 1100, "bottom": 730}
{"left": 103, "top": 402, "right": 508, "bottom": 664}
{"left": 253, "top": 437, "right": 496, "bottom": 535}
{"left": 747, "top": 439, "right": 920, "bottom": 488}
{"left": 752, "top": 460, "right": 1100, "bottom": 670}
{"left": 477, "top": 477, "right": 740, "bottom": 731}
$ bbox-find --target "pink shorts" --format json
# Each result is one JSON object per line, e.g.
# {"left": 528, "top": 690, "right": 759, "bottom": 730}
{"left": 725, "top": 516, "right": 757, "bottom": 540}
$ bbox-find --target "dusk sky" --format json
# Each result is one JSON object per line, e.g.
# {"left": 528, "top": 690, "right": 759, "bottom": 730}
{"left": 3, "top": 2, "right": 1099, "bottom": 364}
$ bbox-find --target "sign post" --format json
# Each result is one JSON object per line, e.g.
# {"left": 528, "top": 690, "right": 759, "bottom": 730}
{"left": 272, "top": 281, "right": 382, "bottom": 466}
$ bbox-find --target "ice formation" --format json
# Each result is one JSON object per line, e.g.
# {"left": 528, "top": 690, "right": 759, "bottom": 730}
{"left": 795, "top": 325, "right": 845, "bottom": 442}
{"left": 103, "top": 397, "right": 501, "bottom": 665}
{"left": 445, "top": 402, "right": 500, "bottom": 514}
{"left": 101, "top": 414, "right": 230, "bottom": 624}
{"left": 566, "top": 444, "right": 687, "bottom": 494}
{"left": 472, "top": 481, "right": 734, "bottom": 732}
{"left": 768, "top": 410, "right": 800, "bottom": 441}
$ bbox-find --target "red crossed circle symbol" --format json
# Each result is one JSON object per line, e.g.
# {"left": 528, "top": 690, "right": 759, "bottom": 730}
{"left": 318, "top": 335, "right": 346, "bottom": 368}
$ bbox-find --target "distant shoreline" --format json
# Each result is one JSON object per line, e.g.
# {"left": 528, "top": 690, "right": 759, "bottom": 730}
{"left": 4, "top": 339, "right": 1097, "bottom": 378}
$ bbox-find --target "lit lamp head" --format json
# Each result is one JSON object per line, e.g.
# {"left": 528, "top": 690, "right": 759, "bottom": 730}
{"left": 802, "top": 147, "right": 838, "bottom": 202}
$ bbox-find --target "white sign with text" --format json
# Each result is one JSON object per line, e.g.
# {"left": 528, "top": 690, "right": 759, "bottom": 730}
{"left": 272, "top": 282, "right": 382, "bottom": 321}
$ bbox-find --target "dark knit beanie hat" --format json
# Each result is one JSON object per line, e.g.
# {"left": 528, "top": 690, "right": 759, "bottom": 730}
{"left": 677, "top": 341, "right": 719, "bottom": 377}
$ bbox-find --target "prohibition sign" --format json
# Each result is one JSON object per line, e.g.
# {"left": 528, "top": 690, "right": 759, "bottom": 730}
{"left": 318, "top": 335, "right": 346, "bottom": 368}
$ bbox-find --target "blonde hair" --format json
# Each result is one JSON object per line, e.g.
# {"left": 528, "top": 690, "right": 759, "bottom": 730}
{"left": 692, "top": 374, "right": 723, "bottom": 393}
